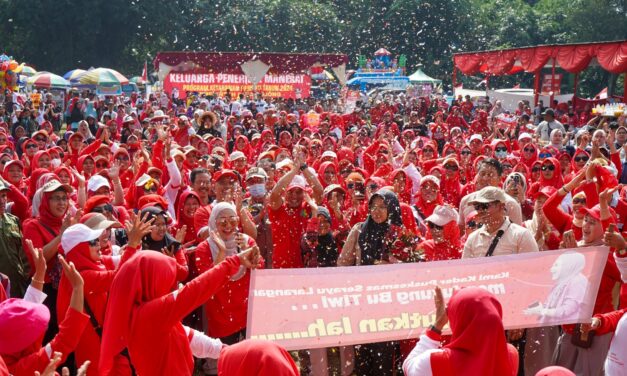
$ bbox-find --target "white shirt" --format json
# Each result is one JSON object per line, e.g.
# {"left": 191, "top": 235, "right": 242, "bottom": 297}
{"left": 463, "top": 218, "right": 539, "bottom": 258}
{"left": 403, "top": 333, "right": 441, "bottom": 376}
{"left": 536, "top": 120, "right": 565, "bottom": 141}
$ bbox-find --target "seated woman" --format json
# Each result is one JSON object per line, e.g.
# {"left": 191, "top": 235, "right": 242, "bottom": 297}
{"left": 403, "top": 287, "right": 518, "bottom": 376}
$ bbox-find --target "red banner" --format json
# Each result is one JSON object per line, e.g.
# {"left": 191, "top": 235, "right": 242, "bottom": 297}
{"left": 247, "top": 247, "right": 608, "bottom": 350}
{"left": 541, "top": 73, "right": 563, "bottom": 94}
{"left": 163, "top": 71, "right": 311, "bottom": 99}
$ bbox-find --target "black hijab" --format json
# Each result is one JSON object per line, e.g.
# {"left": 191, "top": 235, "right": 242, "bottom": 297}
{"left": 140, "top": 206, "right": 181, "bottom": 253}
{"left": 358, "top": 189, "right": 402, "bottom": 265}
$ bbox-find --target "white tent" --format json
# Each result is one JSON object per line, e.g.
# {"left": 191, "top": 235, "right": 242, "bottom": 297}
{"left": 408, "top": 69, "right": 441, "bottom": 85}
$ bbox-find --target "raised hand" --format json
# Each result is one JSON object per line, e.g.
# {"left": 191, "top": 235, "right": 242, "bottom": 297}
{"left": 209, "top": 230, "right": 226, "bottom": 253}
{"left": 108, "top": 160, "right": 121, "bottom": 180}
{"left": 125, "top": 211, "right": 155, "bottom": 248}
{"left": 69, "top": 167, "right": 85, "bottom": 187}
{"left": 35, "top": 351, "right": 63, "bottom": 376}
{"left": 58, "top": 255, "right": 84, "bottom": 289}
{"left": 26, "top": 239, "right": 46, "bottom": 284}
{"left": 603, "top": 223, "right": 627, "bottom": 250}
{"left": 175, "top": 225, "right": 188, "bottom": 244}
{"left": 161, "top": 246, "right": 175, "bottom": 258}
{"left": 434, "top": 286, "right": 448, "bottom": 331}
{"left": 237, "top": 245, "right": 260, "bottom": 269}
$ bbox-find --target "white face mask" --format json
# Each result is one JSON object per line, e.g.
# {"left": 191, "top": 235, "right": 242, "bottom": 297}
{"left": 249, "top": 183, "right": 266, "bottom": 197}
{"left": 495, "top": 150, "right": 508, "bottom": 159}
{"left": 50, "top": 158, "right": 62, "bottom": 168}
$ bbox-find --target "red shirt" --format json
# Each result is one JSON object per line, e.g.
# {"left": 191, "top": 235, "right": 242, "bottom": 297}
{"left": 194, "top": 237, "right": 263, "bottom": 338}
{"left": 268, "top": 201, "right": 311, "bottom": 269}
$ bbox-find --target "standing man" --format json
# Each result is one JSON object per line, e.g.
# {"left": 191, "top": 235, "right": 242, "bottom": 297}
{"left": 536, "top": 109, "right": 565, "bottom": 142}
{"left": 0, "top": 179, "right": 29, "bottom": 297}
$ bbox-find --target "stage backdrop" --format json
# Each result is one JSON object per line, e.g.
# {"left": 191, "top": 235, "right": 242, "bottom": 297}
{"left": 247, "top": 247, "right": 608, "bottom": 350}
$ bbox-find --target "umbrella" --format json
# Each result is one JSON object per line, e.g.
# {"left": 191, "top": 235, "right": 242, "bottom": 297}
{"left": 77, "top": 67, "right": 129, "bottom": 86}
{"left": 20, "top": 66, "right": 37, "bottom": 77}
{"left": 63, "top": 69, "right": 87, "bottom": 81}
{"left": 129, "top": 76, "right": 146, "bottom": 85}
{"left": 374, "top": 48, "right": 391, "bottom": 56}
{"left": 27, "top": 72, "right": 70, "bottom": 89}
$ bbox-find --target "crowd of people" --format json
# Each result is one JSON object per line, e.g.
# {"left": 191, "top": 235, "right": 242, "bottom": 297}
{"left": 0, "top": 85, "right": 625, "bottom": 376}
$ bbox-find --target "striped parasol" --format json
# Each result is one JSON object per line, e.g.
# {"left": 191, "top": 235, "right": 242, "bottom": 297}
{"left": 77, "top": 68, "right": 129, "bottom": 86}
{"left": 20, "top": 65, "right": 37, "bottom": 77}
{"left": 63, "top": 69, "right": 87, "bottom": 82}
{"left": 26, "top": 72, "right": 70, "bottom": 89}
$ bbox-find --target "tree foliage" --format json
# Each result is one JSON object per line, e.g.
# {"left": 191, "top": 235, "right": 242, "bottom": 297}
{"left": 0, "top": 0, "right": 624, "bottom": 94}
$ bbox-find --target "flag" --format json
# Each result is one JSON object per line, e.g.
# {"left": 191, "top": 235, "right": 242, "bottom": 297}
{"left": 596, "top": 87, "right": 608, "bottom": 99}
{"left": 476, "top": 78, "right": 488, "bottom": 87}
{"left": 513, "top": 84, "right": 520, "bottom": 89}
{"left": 142, "top": 61, "right": 148, "bottom": 82}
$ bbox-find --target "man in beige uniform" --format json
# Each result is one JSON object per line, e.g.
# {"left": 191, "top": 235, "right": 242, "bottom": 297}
{"left": 463, "top": 186, "right": 538, "bottom": 258}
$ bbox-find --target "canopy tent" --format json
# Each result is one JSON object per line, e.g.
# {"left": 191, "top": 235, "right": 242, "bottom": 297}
{"left": 452, "top": 40, "right": 627, "bottom": 103}
{"left": 408, "top": 69, "right": 441, "bottom": 85}
{"left": 154, "top": 51, "right": 348, "bottom": 81}
{"left": 374, "top": 48, "right": 392, "bottom": 56}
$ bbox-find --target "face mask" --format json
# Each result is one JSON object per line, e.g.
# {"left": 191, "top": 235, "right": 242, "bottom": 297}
{"left": 50, "top": 158, "right": 61, "bottom": 168}
{"left": 249, "top": 183, "right": 266, "bottom": 197}
{"left": 495, "top": 150, "right": 507, "bottom": 159}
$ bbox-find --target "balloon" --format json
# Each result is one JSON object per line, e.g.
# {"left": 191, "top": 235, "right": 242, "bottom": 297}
{"left": 8, "top": 60, "right": 18, "bottom": 71}
{"left": 0, "top": 62, "right": 8, "bottom": 72}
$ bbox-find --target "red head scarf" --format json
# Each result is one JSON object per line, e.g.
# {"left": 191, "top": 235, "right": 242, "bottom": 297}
{"left": 100, "top": 252, "right": 178, "bottom": 375}
{"left": 38, "top": 190, "right": 68, "bottom": 231}
{"left": 2, "top": 160, "right": 23, "bottom": 186}
{"left": 538, "top": 157, "right": 564, "bottom": 189}
{"left": 31, "top": 150, "right": 50, "bottom": 171}
{"left": 174, "top": 190, "right": 200, "bottom": 244}
{"left": 218, "top": 340, "right": 299, "bottom": 376}
{"left": 27, "top": 168, "right": 52, "bottom": 200}
{"left": 317, "top": 161, "right": 338, "bottom": 189}
{"left": 388, "top": 169, "right": 412, "bottom": 204}
{"left": 432, "top": 287, "right": 516, "bottom": 376}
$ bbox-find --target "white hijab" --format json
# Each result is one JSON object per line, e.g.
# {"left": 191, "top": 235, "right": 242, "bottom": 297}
{"left": 208, "top": 202, "right": 246, "bottom": 280}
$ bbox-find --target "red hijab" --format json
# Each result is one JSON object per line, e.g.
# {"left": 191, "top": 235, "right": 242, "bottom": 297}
{"left": 100, "top": 252, "right": 179, "bottom": 375}
{"left": 317, "top": 161, "right": 339, "bottom": 188}
{"left": 431, "top": 287, "right": 516, "bottom": 376}
{"left": 218, "top": 340, "right": 299, "bottom": 376}
{"left": 421, "top": 220, "right": 462, "bottom": 260}
{"left": 173, "top": 190, "right": 200, "bottom": 244}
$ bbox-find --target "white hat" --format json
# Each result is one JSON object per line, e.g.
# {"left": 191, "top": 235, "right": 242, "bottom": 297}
{"left": 151, "top": 110, "right": 167, "bottom": 121}
{"left": 41, "top": 179, "right": 73, "bottom": 194}
{"left": 420, "top": 175, "right": 441, "bottom": 188}
{"left": 123, "top": 115, "right": 134, "bottom": 124}
{"left": 229, "top": 151, "right": 246, "bottom": 162}
{"left": 61, "top": 224, "right": 104, "bottom": 255}
{"left": 469, "top": 186, "right": 507, "bottom": 204}
{"left": 518, "top": 132, "right": 532, "bottom": 141}
{"left": 469, "top": 134, "right": 483, "bottom": 143}
{"left": 321, "top": 151, "right": 337, "bottom": 160}
{"left": 425, "top": 205, "right": 459, "bottom": 227}
{"left": 275, "top": 158, "right": 293, "bottom": 171}
{"left": 87, "top": 175, "right": 111, "bottom": 192}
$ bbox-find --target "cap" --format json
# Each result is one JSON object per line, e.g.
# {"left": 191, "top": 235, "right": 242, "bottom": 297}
{"left": 287, "top": 174, "right": 308, "bottom": 192}
{"left": 0, "top": 179, "right": 10, "bottom": 192}
{"left": 87, "top": 175, "right": 111, "bottom": 192}
{"left": 469, "top": 186, "right": 507, "bottom": 204}
{"left": 426, "top": 205, "right": 459, "bottom": 227}
{"left": 542, "top": 108, "right": 555, "bottom": 116}
{"left": 0, "top": 298, "right": 50, "bottom": 354}
{"left": 536, "top": 186, "right": 557, "bottom": 200}
{"left": 151, "top": 110, "right": 167, "bottom": 121}
{"left": 41, "top": 179, "right": 73, "bottom": 194}
{"left": 420, "top": 175, "right": 441, "bottom": 188}
{"left": 61, "top": 223, "right": 104, "bottom": 255}
{"left": 80, "top": 212, "right": 122, "bottom": 230}
{"left": 323, "top": 184, "right": 346, "bottom": 197}
{"left": 518, "top": 132, "right": 532, "bottom": 141}
{"left": 321, "top": 151, "right": 337, "bottom": 160}
{"left": 123, "top": 115, "right": 134, "bottom": 124}
{"left": 245, "top": 167, "right": 268, "bottom": 181}
{"left": 442, "top": 158, "right": 459, "bottom": 167}
{"left": 469, "top": 134, "right": 483, "bottom": 143}
{"left": 275, "top": 158, "right": 293, "bottom": 171}
{"left": 212, "top": 169, "right": 238, "bottom": 183}
{"left": 229, "top": 151, "right": 246, "bottom": 162}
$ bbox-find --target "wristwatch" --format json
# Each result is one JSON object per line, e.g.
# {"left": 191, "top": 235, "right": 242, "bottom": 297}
{"left": 429, "top": 325, "right": 442, "bottom": 335}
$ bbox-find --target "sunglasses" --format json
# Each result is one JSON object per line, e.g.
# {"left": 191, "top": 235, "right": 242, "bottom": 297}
{"left": 573, "top": 198, "right": 586, "bottom": 204}
{"left": 367, "top": 183, "right": 379, "bottom": 191}
{"left": 541, "top": 165, "right": 555, "bottom": 171}
{"left": 495, "top": 147, "right": 507, "bottom": 152}
{"left": 539, "top": 153, "right": 552, "bottom": 159}
{"left": 467, "top": 220, "right": 478, "bottom": 229}
{"left": 116, "top": 156, "right": 130, "bottom": 162}
{"left": 532, "top": 167, "right": 541, "bottom": 172}
{"left": 574, "top": 156, "right": 589, "bottom": 162}
{"left": 88, "top": 239, "right": 100, "bottom": 247}
{"left": 96, "top": 163, "right": 109, "bottom": 168}
{"left": 461, "top": 150, "right": 472, "bottom": 155}
{"left": 26, "top": 144, "right": 38, "bottom": 149}
{"left": 347, "top": 182, "right": 364, "bottom": 190}
{"left": 523, "top": 147, "right": 535, "bottom": 153}
{"left": 216, "top": 216, "right": 239, "bottom": 226}
{"left": 34, "top": 137, "right": 46, "bottom": 142}
{"left": 473, "top": 202, "right": 496, "bottom": 211}
{"left": 92, "top": 203, "right": 113, "bottom": 214}
{"left": 427, "top": 222, "right": 443, "bottom": 230}
{"left": 444, "top": 164, "right": 458, "bottom": 171}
